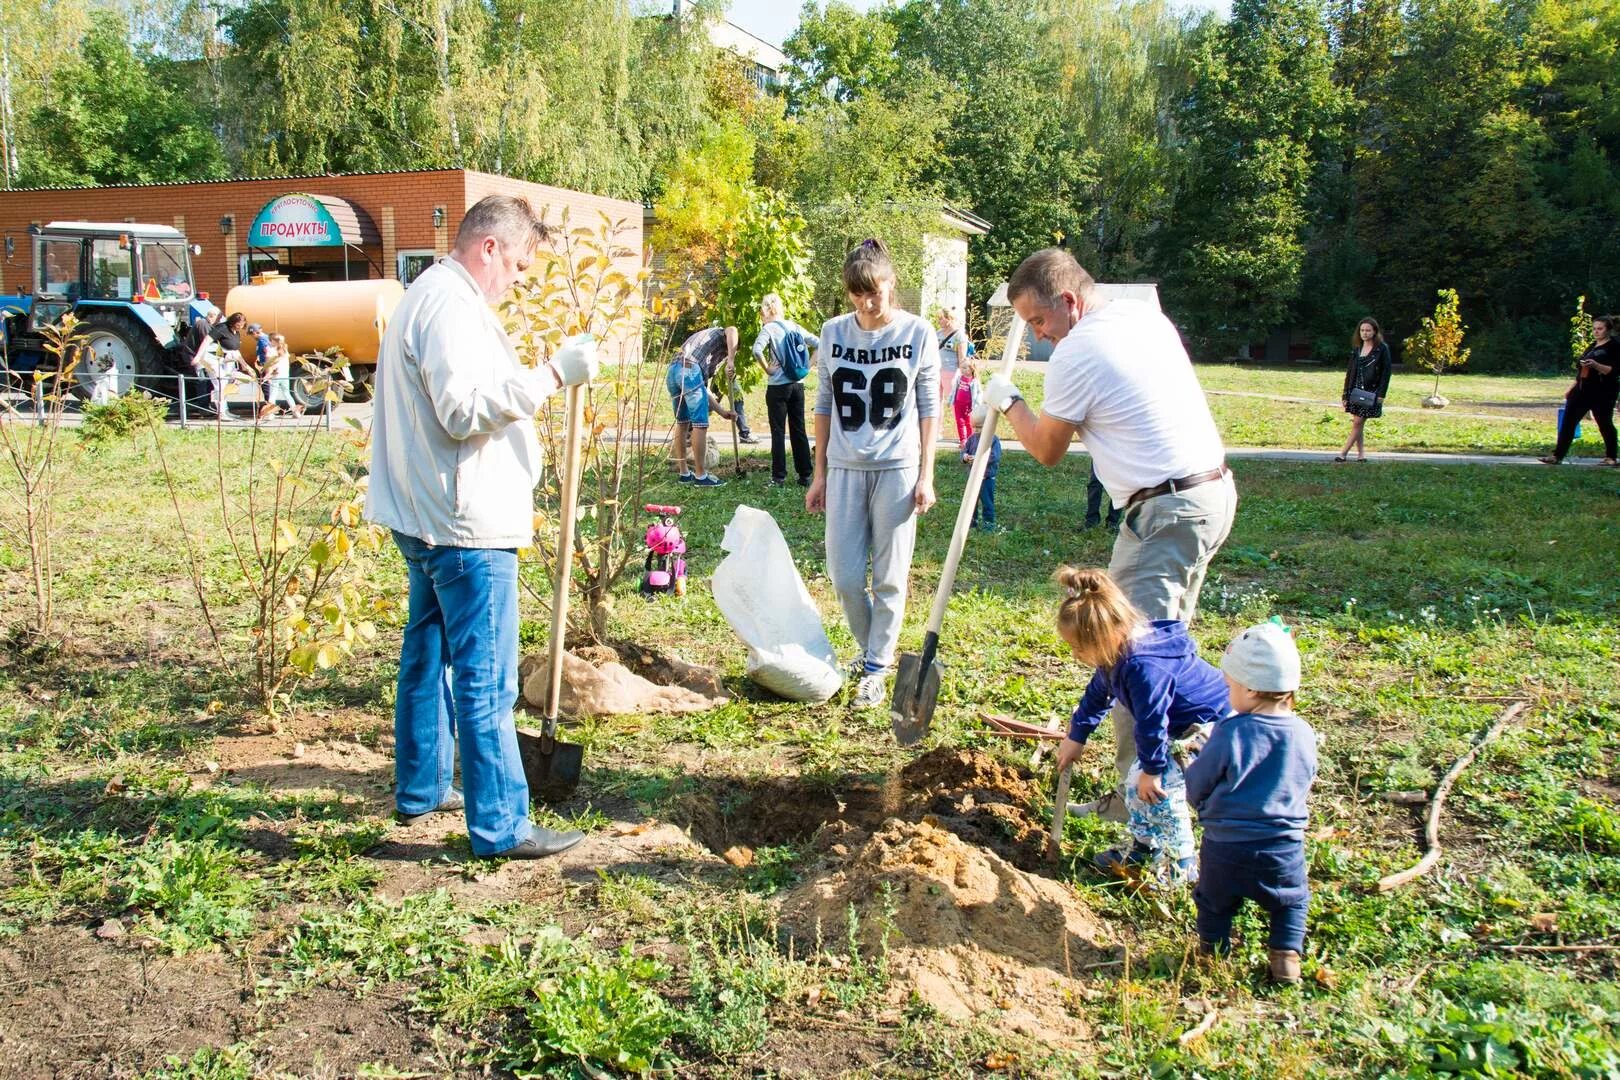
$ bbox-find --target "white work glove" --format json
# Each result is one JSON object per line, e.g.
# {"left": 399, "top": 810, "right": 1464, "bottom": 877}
{"left": 553, "top": 333, "right": 598, "bottom": 387}
{"left": 983, "top": 373, "right": 1022, "bottom": 413}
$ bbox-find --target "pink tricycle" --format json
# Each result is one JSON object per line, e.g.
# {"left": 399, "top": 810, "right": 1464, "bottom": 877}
{"left": 640, "top": 504, "right": 687, "bottom": 597}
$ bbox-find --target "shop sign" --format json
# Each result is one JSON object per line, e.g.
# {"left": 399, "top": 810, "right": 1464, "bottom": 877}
{"left": 248, "top": 193, "right": 344, "bottom": 247}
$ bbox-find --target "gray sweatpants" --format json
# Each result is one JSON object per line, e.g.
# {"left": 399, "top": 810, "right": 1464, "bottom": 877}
{"left": 825, "top": 465, "right": 918, "bottom": 672}
{"left": 1102, "top": 472, "right": 1238, "bottom": 819}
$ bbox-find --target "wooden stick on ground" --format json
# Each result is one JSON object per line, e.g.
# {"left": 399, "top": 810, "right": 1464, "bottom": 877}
{"left": 1177, "top": 1008, "right": 1219, "bottom": 1047}
{"left": 1376, "top": 701, "right": 1527, "bottom": 893}
{"left": 1490, "top": 943, "right": 1620, "bottom": 955}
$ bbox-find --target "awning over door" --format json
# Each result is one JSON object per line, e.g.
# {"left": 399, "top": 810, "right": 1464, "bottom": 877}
{"left": 248, "top": 192, "right": 381, "bottom": 248}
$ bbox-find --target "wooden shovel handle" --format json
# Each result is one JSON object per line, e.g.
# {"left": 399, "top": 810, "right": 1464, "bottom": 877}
{"left": 922, "top": 312, "right": 1026, "bottom": 638}
{"left": 544, "top": 384, "right": 588, "bottom": 727}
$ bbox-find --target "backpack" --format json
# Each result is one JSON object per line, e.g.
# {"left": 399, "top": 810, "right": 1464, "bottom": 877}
{"left": 770, "top": 320, "right": 813, "bottom": 382}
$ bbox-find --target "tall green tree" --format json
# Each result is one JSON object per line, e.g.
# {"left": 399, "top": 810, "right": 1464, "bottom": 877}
{"left": 20, "top": 13, "right": 226, "bottom": 186}
{"left": 1157, "top": 0, "right": 1343, "bottom": 356}
{"left": 1354, "top": 0, "right": 1549, "bottom": 354}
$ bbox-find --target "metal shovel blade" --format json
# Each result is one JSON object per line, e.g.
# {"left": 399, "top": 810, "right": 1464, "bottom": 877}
{"left": 890, "top": 649, "right": 941, "bottom": 747}
{"left": 517, "top": 721, "right": 583, "bottom": 804}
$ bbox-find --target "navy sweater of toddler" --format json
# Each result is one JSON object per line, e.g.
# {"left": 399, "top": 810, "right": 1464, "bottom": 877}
{"left": 1068, "top": 620, "right": 1229, "bottom": 776}
{"left": 1183, "top": 711, "right": 1318, "bottom": 843}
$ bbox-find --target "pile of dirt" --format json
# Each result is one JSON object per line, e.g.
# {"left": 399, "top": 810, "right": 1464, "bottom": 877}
{"left": 518, "top": 645, "right": 728, "bottom": 718}
{"left": 897, "top": 748, "right": 1051, "bottom": 871}
{"left": 781, "top": 819, "right": 1112, "bottom": 1042}
{"left": 677, "top": 748, "right": 1056, "bottom": 873}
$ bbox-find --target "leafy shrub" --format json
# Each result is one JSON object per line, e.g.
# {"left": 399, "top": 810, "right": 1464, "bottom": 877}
{"left": 79, "top": 391, "right": 168, "bottom": 446}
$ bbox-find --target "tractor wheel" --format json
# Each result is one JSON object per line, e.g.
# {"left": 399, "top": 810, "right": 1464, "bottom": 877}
{"left": 73, "top": 310, "right": 179, "bottom": 402}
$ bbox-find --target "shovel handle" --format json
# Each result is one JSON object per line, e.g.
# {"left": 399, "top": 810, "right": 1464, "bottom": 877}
{"left": 544, "top": 383, "right": 588, "bottom": 729}
{"left": 922, "top": 312, "right": 1026, "bottom": 638}
{"left": 1051, "top": 762, "right": 1073, "bottom": 862}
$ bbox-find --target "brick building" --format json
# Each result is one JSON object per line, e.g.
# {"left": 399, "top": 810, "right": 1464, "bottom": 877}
{"left": 0, "top": 168, "right": 643, "bottom": 303}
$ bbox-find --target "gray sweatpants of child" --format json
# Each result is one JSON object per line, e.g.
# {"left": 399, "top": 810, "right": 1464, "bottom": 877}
{"left": 824, "top": 465, "right": 918, "bottom": 672}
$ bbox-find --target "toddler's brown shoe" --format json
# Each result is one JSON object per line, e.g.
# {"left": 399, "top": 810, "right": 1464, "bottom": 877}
{"left": 1268, "top": 948, "right": 1302, "bottom": 985}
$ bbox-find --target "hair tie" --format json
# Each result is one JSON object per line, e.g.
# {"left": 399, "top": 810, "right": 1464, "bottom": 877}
{"left": 860, "top": 238, "right": 879, "bottom": 251}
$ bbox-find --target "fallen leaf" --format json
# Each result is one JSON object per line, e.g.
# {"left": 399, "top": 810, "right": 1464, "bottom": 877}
{"left": 1312, "top": 825, "right": 1339, "bottom": 841}
{"left": 984, "top": 1051, "right": 1018, "bottom": 1071}
{"left": 206, "top": 700, "right": 224, "bottom": 715}
{"left": 104, "top": 774, "right": 127, "bottom": 795}
{"left": 292, "top": 742, "right": 307, "bottom": 759}
{"left": 1312, "top": 966, "right": 1339, "bottom": 989}
{"left": 805, "top": 985, "right": 822, "bottom": 1006}
{"left": 204, "top": 761, "right": 220, "bottom": 774}
{"left": 610, "top": 821, "right": 654, "bottom": 837}
{"left": 1529, "top": 912, "right": 1559, "bottom": 933}
{"left": 721, "top": 845, "right": 754, "bottom": 868}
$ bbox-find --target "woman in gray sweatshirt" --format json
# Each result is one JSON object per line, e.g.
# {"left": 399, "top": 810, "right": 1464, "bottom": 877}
{"left": 806, "top": 239, "right": 941, "bottom": 708}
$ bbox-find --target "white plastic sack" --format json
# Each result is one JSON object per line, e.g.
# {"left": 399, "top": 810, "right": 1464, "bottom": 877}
{"left": 712, "top": 505, "right": 843, "bottom": 703}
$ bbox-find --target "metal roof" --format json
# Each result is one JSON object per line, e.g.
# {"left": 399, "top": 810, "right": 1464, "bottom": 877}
{"left": 41, "top": 221, "right": 187, "bottom": 238}
{"left": 6, "top": 168, "right": 465, "bottom": 194}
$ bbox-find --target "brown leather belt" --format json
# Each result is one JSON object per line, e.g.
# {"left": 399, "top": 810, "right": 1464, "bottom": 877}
{"left": 1125, "top": 465, "right": 1229, "bottom": 510}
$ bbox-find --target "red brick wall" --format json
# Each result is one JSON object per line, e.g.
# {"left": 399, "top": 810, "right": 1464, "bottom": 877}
{"left": 0, "top": 170, "right": 644, "bottom": 315}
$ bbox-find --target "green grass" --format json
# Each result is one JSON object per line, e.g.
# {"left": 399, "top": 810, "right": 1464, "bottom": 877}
{"left": 1, "top": 423, "right": 1617, "bottom": 1075}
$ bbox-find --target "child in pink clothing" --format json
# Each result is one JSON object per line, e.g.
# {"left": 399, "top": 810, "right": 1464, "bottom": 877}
{"left": 952, "top": 359, "right": 979, "bottom": 445}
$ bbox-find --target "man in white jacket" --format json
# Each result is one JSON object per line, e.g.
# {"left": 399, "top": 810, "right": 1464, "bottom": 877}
{"left": 367, "top": 195, "right": 597, "bottom": 860}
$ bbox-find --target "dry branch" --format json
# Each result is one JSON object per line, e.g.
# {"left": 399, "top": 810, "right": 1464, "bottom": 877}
{"left": 1177, "top": 1008, "right": 1219, "bottom": 1046}
{"left": 1376, "top": 702, "right": 1526, "bottom": 893}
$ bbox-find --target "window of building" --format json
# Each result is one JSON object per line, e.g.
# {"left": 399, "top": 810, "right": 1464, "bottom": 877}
{"left": 88, "top": 237, "right": 134, "bottom": 299}
{"left": 397, "top": 250, "right": 436, "bottom": 285}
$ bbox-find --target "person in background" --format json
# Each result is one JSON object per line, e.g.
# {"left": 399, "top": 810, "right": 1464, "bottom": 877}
{"left": 952, "top": 355, "right": 979, "bottom": 445}
{"left": 936, "top": 307, "right": 973, "bottom": 431}
{"left": 1053, "top": 567, "right": 1227, "bottom": 886}
{"left": 753, "top": 293, "right": 820, "bottom": 487}
{"left": 1337, "top": 317, "right": 1393, "bottom": 463}
{"left": 668, "top": 330, "right": 736, "bottom": 488}
{"left": 1185, "top": 621, "right": 1317, "bottom": 985}
{"left": 961, "top": 403, "right": 1003, "bottom": 533}
{"left": 1085, "top": 464, "right": 1120, "bottom": 531}
{"left": 986, "top": 248, "right": 1236, "bottom": 825}
{"left": 258, "top": 333, "right": 302, "bottom": 420}
{"left": 807, "top": 238, "right": 940, "bottom": 709}
{"left": 366, "top": 194, "right": 599, "bottom": 862}
{"left": 1541, "top": 315, "right": 1619, "bottom": 467}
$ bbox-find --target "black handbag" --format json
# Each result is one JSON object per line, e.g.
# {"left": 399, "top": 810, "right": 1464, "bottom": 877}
{"left": 1347, "top": 387, "right": 1378, "bottom": 409}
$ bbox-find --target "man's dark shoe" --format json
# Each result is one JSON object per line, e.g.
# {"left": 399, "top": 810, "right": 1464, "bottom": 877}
{"left": 394, "top": 788, "right": 464, "bottom": 825}
{"left": 1083, "top": 516, "right": 1101, "bottom": 530}
{"left": 495, "top": 827, "right": 585, "bottom": 859}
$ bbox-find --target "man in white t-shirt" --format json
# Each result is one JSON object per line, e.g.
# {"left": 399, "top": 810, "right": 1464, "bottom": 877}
{"left": 983, "top": 247, "right": 1237, "bottom": 819}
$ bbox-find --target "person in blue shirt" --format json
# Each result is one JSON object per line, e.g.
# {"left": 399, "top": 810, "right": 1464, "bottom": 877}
{"left": 1184, "top": 620, "right": 1317, "bottom": 984}
{"left": 1054, "top": 567, "right": 1228, "bottom": 886}
{"left": 960, "top": 404, "right": 1003, "bottom": 532}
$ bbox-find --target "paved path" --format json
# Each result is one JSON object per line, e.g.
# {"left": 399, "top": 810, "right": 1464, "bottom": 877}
{"left": 1204, "top": 388, "right": 1548, "bottom": 424}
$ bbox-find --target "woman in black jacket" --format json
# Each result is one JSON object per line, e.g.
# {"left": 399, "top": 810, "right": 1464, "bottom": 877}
{"left": 1541, "top": 315, "right": 1619, "bottom": 466}
{"left": 1337, "top": 317, "right": 1393, "bottom": 462}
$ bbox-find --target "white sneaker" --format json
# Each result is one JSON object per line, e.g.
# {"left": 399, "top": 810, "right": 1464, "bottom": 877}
{"left": 852, "top": 671, "right": 888, "bottom": 708}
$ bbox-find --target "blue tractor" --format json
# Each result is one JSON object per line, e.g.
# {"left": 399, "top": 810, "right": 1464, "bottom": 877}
{"left": 1, "top": 221, "right": 210, "bottom": 398}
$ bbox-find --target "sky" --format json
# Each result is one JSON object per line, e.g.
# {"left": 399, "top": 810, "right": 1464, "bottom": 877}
{"left": 724, "top": 0, "right": 1231, "bottom": 49}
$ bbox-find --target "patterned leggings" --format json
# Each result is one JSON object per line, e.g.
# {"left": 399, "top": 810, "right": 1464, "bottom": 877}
{"left": 1125, "top": 757, "right": 1196, "bottom": 882}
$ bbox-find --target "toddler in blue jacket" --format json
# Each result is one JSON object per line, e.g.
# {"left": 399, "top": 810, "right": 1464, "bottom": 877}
{"left": 1054, "top": 567, "right": 1229, "bottom": 886}
{"left": 1184, "top": 620, "right": 1318, "bottom": 984}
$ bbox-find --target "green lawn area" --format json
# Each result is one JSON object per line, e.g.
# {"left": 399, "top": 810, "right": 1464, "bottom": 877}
{"left": 654, "top": 360, "right": 1603, "bottom": 459}
{"left": 1, "top": 426, "right": 1617, "bottom": 1077}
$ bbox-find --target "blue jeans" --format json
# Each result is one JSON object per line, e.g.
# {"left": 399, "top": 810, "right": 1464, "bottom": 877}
{"left": 392, "top": 531, "right": 531, "bottom": 855}
{"left": 1195, "top": 837, "right": 1309, "bottom": 952}
{"left": 971, "top": 474, "right": 996, "bottom": 527}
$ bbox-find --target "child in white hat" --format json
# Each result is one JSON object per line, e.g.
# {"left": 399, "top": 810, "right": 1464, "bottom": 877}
{"left": 1183, "top": 619, "right": 1318, "bottom": 984}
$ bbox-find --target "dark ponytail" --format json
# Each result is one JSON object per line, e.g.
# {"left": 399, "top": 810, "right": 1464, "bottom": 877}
{"left": 843, "top": 238, "right": 897, "bottom": 295}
